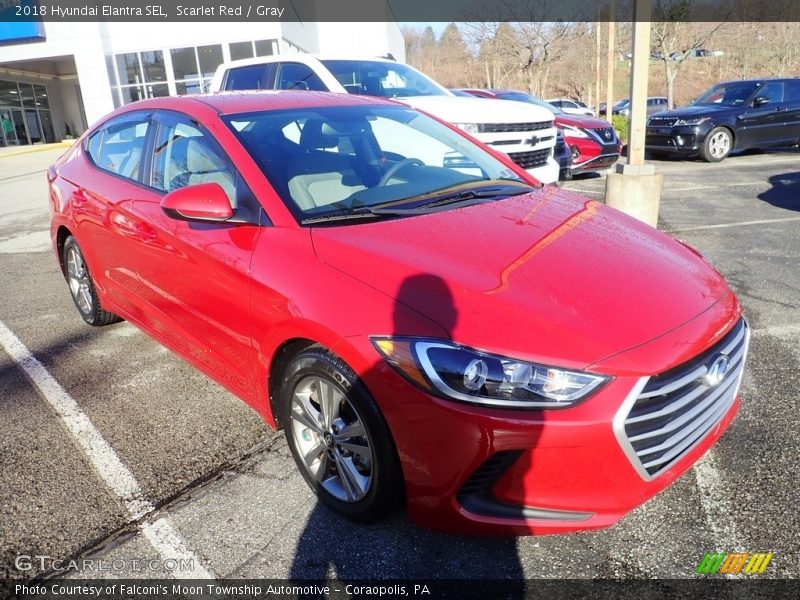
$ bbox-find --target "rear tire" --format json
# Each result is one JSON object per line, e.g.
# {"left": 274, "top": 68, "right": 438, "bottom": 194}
{"left": 62, "top": 236, "right": 121, "bottom": 326}
{"left": 278, "top": 347, "right": 403, "bottom": 523}
{"left": 700, "top": 127, "right": 732, "bottom": 162}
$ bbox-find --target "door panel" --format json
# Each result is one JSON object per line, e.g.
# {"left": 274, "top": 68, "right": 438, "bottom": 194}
{"left": 736, "top": 82, "right": 785, "bottom": 147}
{"left": 124, "top": 112, "right": 261, "bottom": 394}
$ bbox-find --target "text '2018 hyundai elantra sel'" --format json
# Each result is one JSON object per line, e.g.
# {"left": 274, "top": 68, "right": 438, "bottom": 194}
{"left": 49, "top": 91, "right": 748, "bottom": 535}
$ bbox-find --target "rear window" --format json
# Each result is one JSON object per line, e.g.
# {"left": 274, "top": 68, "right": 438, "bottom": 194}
{"left": 320, "top": 60, "right": 447, "bottom": 98}
{"left": 85, "top": 115, "right": 150, "bottom": 182}
{"left": 786, "top": 81, "right": 800, "bottom": 103}
{"left": 225, "top": 64, "right": 272, "bottom": 91}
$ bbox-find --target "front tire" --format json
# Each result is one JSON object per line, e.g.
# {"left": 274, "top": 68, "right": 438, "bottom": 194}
{"left": 62, "top": 236, "right": 121, "bottom": 326}
{"left": 701, "top": 127, "right": 732, "bottom": 162}
{"left": 278, "top": 347, "right": 403, "bottom": 523}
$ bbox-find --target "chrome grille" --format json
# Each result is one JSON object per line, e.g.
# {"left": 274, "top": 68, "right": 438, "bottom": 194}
{"left": 481, "top": 121, "right": 552, "bottom": 133}
{"left": 508, "top": 148, "right": 551, "bottom": 169}
{"left": 617, "top": 318, "right": 749, "bottom": 479}
{"left": 648, "top": 116, "right": 678, "bottom": 127}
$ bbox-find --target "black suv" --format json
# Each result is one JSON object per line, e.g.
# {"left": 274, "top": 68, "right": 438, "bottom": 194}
{"left": 646, "top": 78, "right": 800, "bottom": 162}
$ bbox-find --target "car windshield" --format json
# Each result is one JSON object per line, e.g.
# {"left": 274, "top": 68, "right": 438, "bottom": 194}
{"left": 496, "top": 92, "right": 562, "bottom": 114}
{"left": 691, "top": 82, "right": 760, "bottom": 106}
{"left": 320, "top": 60, "right": 448, "bottom": 98}
{"left": 224, "top": 105, "right": 530, "bottom": 225}
{"left": 614, "top": 99, "right": 630, "bottom": 108}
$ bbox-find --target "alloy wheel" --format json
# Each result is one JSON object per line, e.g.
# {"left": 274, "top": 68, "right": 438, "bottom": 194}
{"left": 290, "top": 376, "right": 374, "bottom": 502}
{"left": 708, "top": 131, "right": 731, "bottom": 159}
{"left": 66, "top": 246, "right": 93, "bottom": 315}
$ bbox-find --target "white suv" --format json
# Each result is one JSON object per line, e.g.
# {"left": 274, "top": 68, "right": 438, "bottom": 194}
{"left": 208, "top": 55, "right": 559, "bottom": 184}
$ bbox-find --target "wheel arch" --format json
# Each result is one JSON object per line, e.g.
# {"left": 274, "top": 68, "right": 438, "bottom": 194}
{"left": 55, "top": 225, "right": 73, "bottom": 277}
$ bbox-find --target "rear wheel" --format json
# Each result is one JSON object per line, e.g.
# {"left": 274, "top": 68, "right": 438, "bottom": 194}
{"left": 279, "top": 347, "right": 403, "bottom": 522}
{"left": 62, "top": 236, "right": 121, "bottom": 326}
{"left": 701, "top": 127, "right": 732, "bottom": 162}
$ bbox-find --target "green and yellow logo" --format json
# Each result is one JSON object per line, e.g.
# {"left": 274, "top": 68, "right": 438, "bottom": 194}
{"left": 697, "top": 552, "right": 773, "bottom": 575}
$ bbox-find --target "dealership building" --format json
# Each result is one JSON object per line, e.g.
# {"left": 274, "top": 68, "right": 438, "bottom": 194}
{"left": 0, "top": 20, "right": 404, "bottom": 146}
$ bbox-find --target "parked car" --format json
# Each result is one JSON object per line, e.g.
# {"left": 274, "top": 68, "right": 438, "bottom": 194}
{"left": 613, "top": 97, "right": 668, "bottom": 117}
{"left": 49, "top": 92, "right": 748, "bottom": 535}
{"left": 646, "top": 78, "right": 800, "bottom": 162}
{"left": 464, "top": 89, "right": 620, "bottom": 177}
{"left": 210, "top": 55, "right": 559, "bottom": 184}
{"left": 546, "top": 98, "right": 595, "bottom": 116}
{"left": 554, "top": 129, "right": 573, "bottom": 180}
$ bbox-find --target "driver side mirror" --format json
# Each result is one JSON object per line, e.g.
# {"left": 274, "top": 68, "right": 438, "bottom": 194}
{"left": 752, "top": 96, "right": 771, "bottom": 107}
{"left": 161, "top": 183, "right": 234, "bottom": 222}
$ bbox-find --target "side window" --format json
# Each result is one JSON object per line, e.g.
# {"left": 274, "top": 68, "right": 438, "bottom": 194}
{"left": 276, "top": 63, "right": 327, "bottom": 91}
{"left": 151, "top": 117, "right": 237, "bottom": 207}
{"left": 224, "top": 64, "right": 273, "bottom": 91}
{"left": 85, "top": 131, "right": 103, "bottom": 164}
{"left": 88, "top": 117, "right": 150, "bottom": 181}
{"left": 785, "top": 81, "right": 800, "bottom": 104}
{"left": 757, "top": 82, "right": 784, "bottom": 104}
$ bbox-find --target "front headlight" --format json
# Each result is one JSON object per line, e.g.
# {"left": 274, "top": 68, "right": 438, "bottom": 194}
{"left": 560, "top": 124, "right": 589, "bottom": 139}
{"left": 454, "top": 123, "right": 481, "bottom": 134}
{"left": 675, "top": 116, "right": 711, "bottom": 126}
{"left": 372, "top": 338, "right": 611, "bottom": 409}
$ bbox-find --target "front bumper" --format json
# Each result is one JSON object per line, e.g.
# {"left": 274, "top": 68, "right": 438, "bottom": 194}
{"left": 351, "top": 304, "right": 745, "bottom": 535}
{"left": 645, "top": 123, "right": 712, "bottom": 154}
{"left": 565, "top": 137, "right": 620, "bottom": 174}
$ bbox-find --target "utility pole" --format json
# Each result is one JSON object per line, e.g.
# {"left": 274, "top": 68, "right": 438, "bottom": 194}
{"left": 604, "top": 0, "right": 663, "bottom": 227}
{"left": 605, "top": 0, "right": 616, "bottom": 124}
{"left": 595, "top": 18, "right": 602, "bottom": 112}
{"left": 626, "top": 1, "right": 651, "bottom": 166}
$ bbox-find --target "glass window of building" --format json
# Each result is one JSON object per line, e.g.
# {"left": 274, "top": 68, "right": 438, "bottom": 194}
{"left": 255, "top": 40, "right": 276, "bottom": 56}
{"left": 0, "top": 80, "right": 19, "bottom": 105}
{"left": 33, "top": 85, "right": 49, "bottom": 110}
{"left": 230, "top": 41, "right": 254, "bottom": 61}
{"left": 141, "top": 51, "right": 167, "bottom": 83}
{"left": 197, "top": 44, "right": 223, "bottom": 79}
{"left": 19, "top": 84, "right": 36, "bottom": 108}
{"left": 116, "top": 53, "right": 142, "bottom": 86}
{"left": 171, "top": 47, "right": 199, "bottom": 80}
{"left": 175, "top": 80, "right": 204, "bottom": 95}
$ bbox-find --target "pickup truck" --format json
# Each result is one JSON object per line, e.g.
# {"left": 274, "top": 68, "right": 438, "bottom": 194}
{"left": 208, "top": 55, "right": 559, "bottom": 184}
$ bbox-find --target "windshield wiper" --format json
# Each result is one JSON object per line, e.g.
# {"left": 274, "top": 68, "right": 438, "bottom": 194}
{"left": 300, "top": 206, "right": 382, "bottom": 225}
{"left": 367, "top": 185, "right": 533, "bottom": 215}
{"left": 300, "top": 184, "right": 533, "bottom": 224}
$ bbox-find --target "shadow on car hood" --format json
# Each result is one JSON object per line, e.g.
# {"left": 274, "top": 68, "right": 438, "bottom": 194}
{"left": 311, "top": 187, "right": 733, "bottom": 371}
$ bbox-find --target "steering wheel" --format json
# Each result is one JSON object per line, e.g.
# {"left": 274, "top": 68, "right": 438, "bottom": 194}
{"left": 378, "top": 158, "right": 424, "bottom": 186}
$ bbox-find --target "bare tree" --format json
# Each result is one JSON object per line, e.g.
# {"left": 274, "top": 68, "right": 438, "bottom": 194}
{"left": 651, "top": 0, "right": 728, "bottom": 109}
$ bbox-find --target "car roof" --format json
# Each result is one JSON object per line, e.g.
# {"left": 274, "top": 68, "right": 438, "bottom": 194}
{"left": 218, "top": 53, "right": 396, "bottom": 70}
{"left": 116, "top": 90, "right": 400, "bottom": 116}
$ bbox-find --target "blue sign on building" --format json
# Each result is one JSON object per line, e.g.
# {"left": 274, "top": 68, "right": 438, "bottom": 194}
{"left": 0, "top": 1, "right": 46, "bottom": 45}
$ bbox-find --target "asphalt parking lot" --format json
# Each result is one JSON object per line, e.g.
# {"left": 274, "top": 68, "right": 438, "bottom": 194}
{"left": 0, "top": 145, "right": 798, "bottom": 581}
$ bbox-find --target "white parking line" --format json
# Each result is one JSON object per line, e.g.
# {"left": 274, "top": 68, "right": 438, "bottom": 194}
{"left": 0, "top": 319, "right": 214, "bottom": 579}
{"left": 667, "top": 181, "right": 769, "bottom": 192}
{"left": 668, "top": 216, "right": 800, "bottom": 233}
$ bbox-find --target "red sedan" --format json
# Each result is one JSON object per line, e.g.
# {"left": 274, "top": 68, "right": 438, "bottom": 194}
{"left": 49, "top": 92, "right": 748, "bottom": 535}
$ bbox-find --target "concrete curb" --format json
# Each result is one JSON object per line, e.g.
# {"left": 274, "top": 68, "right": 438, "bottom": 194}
{"left": 0, "top": 141, "right": 74, "bottom": 159}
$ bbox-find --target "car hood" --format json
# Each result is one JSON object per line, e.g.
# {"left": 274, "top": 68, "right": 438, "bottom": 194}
{"left": 650, "top": 104, "right": 735, "bottom": 119}
{"left": 400, "top": 95, "right": 554, "bottom": 124}
{"left": 311, "top": 188, "right": 733, "bottom": 371}
{"left": 555, "top": 114, "right": 612, "bottom": 129}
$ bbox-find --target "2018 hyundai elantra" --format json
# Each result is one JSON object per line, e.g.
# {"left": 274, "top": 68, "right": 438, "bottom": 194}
{"left": 49, "top": 91, "right": 748, "bottom": 535}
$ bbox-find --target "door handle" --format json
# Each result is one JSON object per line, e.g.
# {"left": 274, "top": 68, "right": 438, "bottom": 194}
{"left": 135, "top": 222, "right": 157, "bottom": 242}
